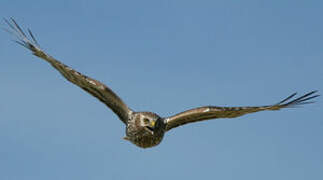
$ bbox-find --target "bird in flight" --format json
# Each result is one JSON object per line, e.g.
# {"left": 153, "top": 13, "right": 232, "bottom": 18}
{"left": 5, "top": 18, "right": 319, "bottom": 148}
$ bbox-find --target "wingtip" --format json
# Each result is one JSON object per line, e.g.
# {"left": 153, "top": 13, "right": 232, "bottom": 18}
{"left": 278, "top": 92, "right": 297, "bottom": 105}
{"left": 4, "top": 17, "right": 42, "bottom": 52}
{"left": 282, "top": 90, "right": 319, "bottom": 108}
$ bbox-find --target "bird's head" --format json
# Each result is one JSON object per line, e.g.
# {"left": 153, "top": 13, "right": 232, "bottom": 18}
{"left": 137, "top": 112, "right": 164, "bottom": 134}
{"left": 123, "top": 111, "right": 165, "bottom": 148}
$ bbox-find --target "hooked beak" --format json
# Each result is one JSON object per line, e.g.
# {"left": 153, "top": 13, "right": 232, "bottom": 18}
{"left": 145, "top": 121, "right": 156, "bottom": 134}
{"left": 150, "top": 121, "right": 155, "bottom": 127}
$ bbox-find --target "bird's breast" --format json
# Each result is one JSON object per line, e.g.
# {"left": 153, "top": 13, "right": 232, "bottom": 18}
{"left": 126, "top": 126, "right": 164, "bottom": 148}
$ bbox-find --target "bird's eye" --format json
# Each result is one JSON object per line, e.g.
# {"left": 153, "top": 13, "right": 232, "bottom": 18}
{"left": 143, "top": 118, "right": 150, "bottom": 124}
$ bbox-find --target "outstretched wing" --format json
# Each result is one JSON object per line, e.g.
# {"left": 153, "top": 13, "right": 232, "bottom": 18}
{"left": 165, "top": 91, "right": 319, "bottom": 131}
{"left": 5, "top": 18, "right": 133, "bottom": 124}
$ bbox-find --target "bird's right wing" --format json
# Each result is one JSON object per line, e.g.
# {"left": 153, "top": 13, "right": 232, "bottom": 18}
{"left": 165, "top": 91, "right": 319, "bottom": 131}
{"left": 5, "top": 18, "right": 133, "bottom": 124}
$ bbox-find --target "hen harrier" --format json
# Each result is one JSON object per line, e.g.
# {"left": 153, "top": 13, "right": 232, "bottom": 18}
{"left": 5, "top": 18, "right": 319, "bottom": 148}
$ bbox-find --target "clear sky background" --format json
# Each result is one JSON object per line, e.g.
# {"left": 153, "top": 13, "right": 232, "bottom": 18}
{"left": 1, "top": 0, "right": 322, "bottom": 179}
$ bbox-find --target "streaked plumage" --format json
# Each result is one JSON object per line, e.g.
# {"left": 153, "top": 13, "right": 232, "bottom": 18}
{"left": 5, "top": 18, "right": 319, "bottom": 148}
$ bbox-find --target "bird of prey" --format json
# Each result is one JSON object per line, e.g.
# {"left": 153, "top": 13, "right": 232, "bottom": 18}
{"left": 5, "top": 18, "right": 319, "bottom": 148}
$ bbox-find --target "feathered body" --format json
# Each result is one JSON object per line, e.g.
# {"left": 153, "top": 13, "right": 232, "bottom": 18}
{"left": 5, "top": 18, "right": 319, "bottom": 148}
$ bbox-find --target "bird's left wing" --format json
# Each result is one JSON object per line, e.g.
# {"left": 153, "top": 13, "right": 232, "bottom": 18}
{"left": 165, "top": 91, "right": 319, "bottom": 131}
{"left": 5, "top": 18, "right": 133, "bottom": 124}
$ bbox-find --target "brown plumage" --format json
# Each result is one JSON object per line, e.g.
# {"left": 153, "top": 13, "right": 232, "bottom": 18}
{"left": 5, "top": 18, "right": 319, "bottom": 148}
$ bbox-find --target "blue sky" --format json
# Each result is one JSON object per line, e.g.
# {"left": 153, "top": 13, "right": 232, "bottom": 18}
{"left": 1, "top": 0, "right": 322, "bottom": 179}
